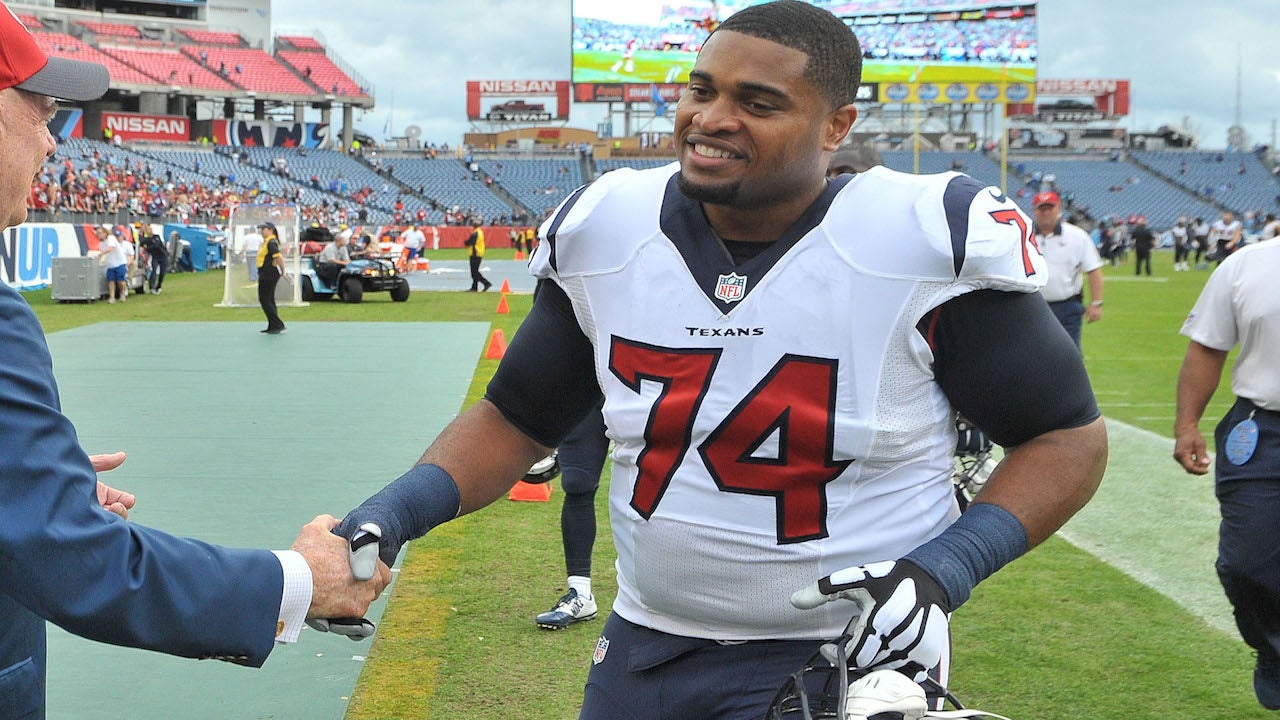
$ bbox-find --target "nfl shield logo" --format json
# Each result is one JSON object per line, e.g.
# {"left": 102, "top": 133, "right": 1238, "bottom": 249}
{"left": 592, "top": 636, "right": 610, "bottom": 665}
{"left": 714, "top": 272, "right": 748, "bottom": 304}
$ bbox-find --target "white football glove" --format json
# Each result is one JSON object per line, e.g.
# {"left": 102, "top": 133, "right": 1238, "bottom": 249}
{"left": 791, "top": 559, "right": 951, "bottom": 681}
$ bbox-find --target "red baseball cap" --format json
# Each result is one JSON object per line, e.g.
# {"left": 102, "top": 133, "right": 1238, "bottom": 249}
{"left": 0, "top": 2, "right": 109, "bottom": 101}
{"left": 1033, "top": 191, "right": 1060, "bottom": 207}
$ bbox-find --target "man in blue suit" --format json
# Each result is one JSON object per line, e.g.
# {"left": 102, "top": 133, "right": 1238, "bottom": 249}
{"left": 0, "top": 6, "right": 392, "bottom": 718}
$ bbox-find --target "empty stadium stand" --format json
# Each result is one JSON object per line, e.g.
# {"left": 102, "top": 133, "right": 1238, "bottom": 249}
{"left": 1130, "top": 151, "right": 1280, "bottom": 217}
{"left": 99, "top": 44, "right": 238, "bottom": 91}
{"left": 75, "top": 19, "right": 142, "bottom": 38}
{"left": 176, "top": 29, "right": 245, "bottom": 46}
{"left": 1008, "top": 156, "right": 1219, "bottom": 228}
{"left": 479, "top": 158, "right": 583, "bottom": 218}
{"left": 31, "top": 32, "right": 156, "bottom": 87}
{"left": 276, "top": 49, "right": 369, "bottom": 98}
{"left": 180, "top": 46, "right": 316, "bottom": 96}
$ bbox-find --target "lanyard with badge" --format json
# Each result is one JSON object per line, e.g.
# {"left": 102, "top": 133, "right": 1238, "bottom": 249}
{"left": 1225, "top": 410, "right": 1259, "bottom": 466}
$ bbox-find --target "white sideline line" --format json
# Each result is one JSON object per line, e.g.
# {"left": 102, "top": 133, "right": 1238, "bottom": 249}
{"left": 1057, "top": 418, "right": 1235, "bottom": 635}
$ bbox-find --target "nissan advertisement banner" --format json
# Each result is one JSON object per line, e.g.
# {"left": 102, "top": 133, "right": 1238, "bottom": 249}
{"left": 101, "top": 112, "right": 191, "bottom": 143}
{"left": 466, "top": 80, "right": 571, "bottom": 121}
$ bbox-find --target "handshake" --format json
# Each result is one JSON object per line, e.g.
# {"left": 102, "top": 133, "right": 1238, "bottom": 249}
{"left": 289, "top": 515, "right": 394, "bottom": 640}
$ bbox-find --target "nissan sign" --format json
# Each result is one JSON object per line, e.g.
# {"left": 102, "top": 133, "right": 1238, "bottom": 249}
{"left": 102, "top": 112, "right": 190, "bottom": 142}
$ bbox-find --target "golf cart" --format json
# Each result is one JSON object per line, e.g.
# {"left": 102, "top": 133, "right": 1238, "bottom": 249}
{"left": 299, "top": 254, "right": 411, "bottom": 303}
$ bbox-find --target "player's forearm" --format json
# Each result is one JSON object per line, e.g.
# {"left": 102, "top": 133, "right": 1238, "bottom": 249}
{"left": 420, "top": 399, "right": 552, "bottom": 514}
{"left": 972, "top": 416, "right": 1108, "bottom": 547}
{"left": 1174, "top": 342, "right": 1228, "bottom": 434}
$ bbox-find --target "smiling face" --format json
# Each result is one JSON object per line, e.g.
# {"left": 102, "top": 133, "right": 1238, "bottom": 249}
{"left": 0, "top": 88, "right": 57, "bottom": 230}
{"left": 674, "top": 30, "right": 854, "bottom": 237}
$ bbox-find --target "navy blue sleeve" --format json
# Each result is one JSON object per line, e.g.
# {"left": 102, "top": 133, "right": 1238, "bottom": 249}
{"left": 0, "top": 285, "right": 282, "bottom": 670}
{"left": 484, "top": 280, "right": 602, "bottom": 448}
{"left": 920, "top": 289, "right": 1100, "bottom": 447}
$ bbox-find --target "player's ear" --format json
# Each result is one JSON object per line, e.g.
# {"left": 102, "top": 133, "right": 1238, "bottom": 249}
{"left": 823, "top": 104, "right": 858, "bottom": 152}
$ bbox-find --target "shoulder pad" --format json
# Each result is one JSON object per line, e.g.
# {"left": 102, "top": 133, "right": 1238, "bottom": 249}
{"left": 530, "top": 163, "right": 677, "bottom": 280}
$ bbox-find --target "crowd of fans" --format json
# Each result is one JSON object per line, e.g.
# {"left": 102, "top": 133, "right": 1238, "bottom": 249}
{"left": 26, "top": 140, "right": 521, "bottom": 229}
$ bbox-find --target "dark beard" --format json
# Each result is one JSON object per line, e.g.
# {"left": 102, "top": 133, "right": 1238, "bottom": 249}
{"left": 676, "top": 171, "right": 741, "bottom": 206}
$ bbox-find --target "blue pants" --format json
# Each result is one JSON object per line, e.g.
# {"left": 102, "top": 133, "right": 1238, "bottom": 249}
{"left": 579, "top": 614, "right": 824, "bottom": 720}
{"left": 1214, "top": 399, "right": 1280, "bottom": 661}
{"left": 1047, "top": 298, "right": 1084, "bottom": 349}
{"left": 559, "top": 406, "right": 608, "bottom": 578}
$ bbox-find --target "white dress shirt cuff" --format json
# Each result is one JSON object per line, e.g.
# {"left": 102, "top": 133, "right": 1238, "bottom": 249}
{"left": 272, "top": 550, "right": 313, "bottom": 643}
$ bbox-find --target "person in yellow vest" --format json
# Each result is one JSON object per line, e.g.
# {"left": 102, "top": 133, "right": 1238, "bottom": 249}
{"left": 464, "top": 224, "right": 492, "bottom": 292}
{"left": 255, "top": 222, "right": 287, "bottom": 334}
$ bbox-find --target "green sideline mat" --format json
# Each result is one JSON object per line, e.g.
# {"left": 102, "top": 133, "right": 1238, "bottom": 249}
{"left": 42, "top": 321, "right": 489, "bottom": 720}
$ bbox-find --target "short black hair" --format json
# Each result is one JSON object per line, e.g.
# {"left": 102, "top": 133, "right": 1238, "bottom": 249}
{"left": 713, "top": 0, "right": 862, "bottom": 109}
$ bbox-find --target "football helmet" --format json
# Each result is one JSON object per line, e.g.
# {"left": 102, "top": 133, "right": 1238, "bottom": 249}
{"left": 768, "top": 639, "right": 1016, "bottom": 719}
{"left": 952, "top": 415, "right": 996, "bottom": 512}
{"left": 767, "top": 639, "right": 955, "bottom": 720}
{"left": 523, "top": 452, "right": 561, "bottom": 484}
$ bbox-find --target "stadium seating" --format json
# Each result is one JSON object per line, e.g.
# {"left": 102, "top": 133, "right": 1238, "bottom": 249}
{"left": 16, "top": 13, "right": 43, "bottom": 29}
{"left": 275, "top": 50, "right": 368, "bottom": 98}
{"left": 176, "top": 29, "right": 245, "bottom": 46}
{"left": 75, "top": 20, "right": 142, "bottom": 39}
{"left": 1011, "top": 157, "right": 1218, "bottom": 229}
{"left": 479, "top": 159, "right": 582, "bottom": 218}
{"left": 180, "top": 46, "right": 315, "bottom": 96}
{"left": 31, "top": 33, "right": 157, "bottom": 86}
{"left": 100, "top": 45, "right": 238, "bottom": 91}
{"left": 276, "top": 35, "right": 324, "bottom": 51}
{"left": 594, "top": 158, "right": 674, "bottom": 174}
{"left": 1131, "top": 151, "right": 1280, "bottom": 217}
{"left": 881, "top": 150, "right": 1005, "bottom": 188}
{"left": 389, "top": 158, "right": 514, "bottom": 222}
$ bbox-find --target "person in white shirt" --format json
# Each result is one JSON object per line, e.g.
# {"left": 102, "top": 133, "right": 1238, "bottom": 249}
{"left": 1032, "top": 191, "right": 1104, "bottom": 349}
{"left": 400, "top": 225, "right": 426, "bottom": 266}
{"left": 1174, "top": 237, "right": 1280, "bottom": 710}
{"left": 1171, "top": 217, "right": 1190, "bottom": 271}
{"left": 1209, "top": 211, "right": 1244, "bottom": 264}
{"left": 1260, "top": 213, "right": 1280, "bottom": 242}
{"left": 99, "top": 228, "right": 129, "bottom": 303}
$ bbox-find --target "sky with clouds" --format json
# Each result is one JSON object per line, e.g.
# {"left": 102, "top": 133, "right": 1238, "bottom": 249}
{"left": 272, "top": 0, "right": 1280, "bottom": 150}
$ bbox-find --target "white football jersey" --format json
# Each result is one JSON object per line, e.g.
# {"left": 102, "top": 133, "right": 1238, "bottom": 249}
{"left": 531, "top": 163, "right": 1045, "bottom": 640}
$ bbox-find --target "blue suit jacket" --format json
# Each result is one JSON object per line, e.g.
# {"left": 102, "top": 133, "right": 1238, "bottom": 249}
{"left": 0, "top": 283, "right": 283, "bottom": 719}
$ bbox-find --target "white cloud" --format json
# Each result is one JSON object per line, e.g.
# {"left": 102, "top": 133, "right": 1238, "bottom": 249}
{"left": 274, "top": 0, "right": 1280, "bottom": 149}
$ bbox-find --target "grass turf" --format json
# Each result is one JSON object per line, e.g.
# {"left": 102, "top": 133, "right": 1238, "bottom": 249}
{"left": 23, "top": 248, "right": 1267, "bottom": 719}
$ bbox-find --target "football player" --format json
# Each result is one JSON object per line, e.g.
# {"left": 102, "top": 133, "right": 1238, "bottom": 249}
{"left": 337, "top": 2, "right": 1107, "bottom": 717}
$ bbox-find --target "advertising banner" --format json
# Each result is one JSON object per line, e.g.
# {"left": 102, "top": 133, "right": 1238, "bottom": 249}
{"left": 102, "top": 112, "right": 191, "bottom": 143}
{"left": 466, "top": 80, "right": 571, "bottom": 120}
{"left": 878, "top": 81, "right": 1035, "bottom": 105}
{"left": 211, "top": 120, "right": 331, "bottom": 148}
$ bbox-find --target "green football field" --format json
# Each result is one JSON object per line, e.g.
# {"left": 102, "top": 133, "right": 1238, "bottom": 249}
{"left": 23, "top": 248, "right": 1273, "bottom": 719}
{"left": 573, "top": 48, "right": 1036, "bottom": 86}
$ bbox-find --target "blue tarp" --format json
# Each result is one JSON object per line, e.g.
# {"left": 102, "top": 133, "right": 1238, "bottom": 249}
{"left": 162, "top": 224, "right": 223, "bottom": 271}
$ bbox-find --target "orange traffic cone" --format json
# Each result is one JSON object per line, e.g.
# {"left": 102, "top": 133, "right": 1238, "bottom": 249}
{"left": 514, "top": 249, "right": 526, "bottom": 261}
{"left": 495, "top": 294, "right": 510, "bottom": 315}
{"left": 499, "top": 278, "right": 512, "bottom": 294}
{"left": 508, "top": 480, "right": 553, "bottom": 502}
{"left": 485, "top": 328, "right": 508, "bottom": 359}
